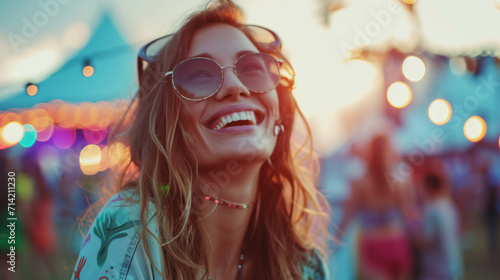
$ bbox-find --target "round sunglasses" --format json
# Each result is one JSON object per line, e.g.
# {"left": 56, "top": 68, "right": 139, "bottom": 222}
{"left": 137, "top": 25, "right": 283, "bottom": 101}
{"left": 166, "top": 53, "right": 282, "bottom": 101}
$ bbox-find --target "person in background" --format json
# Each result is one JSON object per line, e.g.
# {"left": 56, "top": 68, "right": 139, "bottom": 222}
{"left": 413, "top": 156, "right": 463, "bottom": 280}
{"left": 338, "top": 133, "right": 416, "bottom": 280}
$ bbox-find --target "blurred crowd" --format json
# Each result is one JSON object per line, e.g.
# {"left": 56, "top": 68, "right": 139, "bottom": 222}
{"left": 328, "top": 118, "right": 499, "bottom": 280}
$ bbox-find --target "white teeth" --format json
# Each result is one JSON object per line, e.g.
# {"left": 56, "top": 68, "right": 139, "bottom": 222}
{"left": 232, "top": 113, "right": 240, "bottom": 122}
{"left": 212, "top": 111, "right": 257, "bottom": 130}
{"left": 240, "top": 112, "right": 247, "bottom": 120}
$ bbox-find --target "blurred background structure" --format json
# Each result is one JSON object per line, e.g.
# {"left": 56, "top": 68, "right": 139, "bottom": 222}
{"left": 0, "top": 0, "right": 499, "bottom": 279}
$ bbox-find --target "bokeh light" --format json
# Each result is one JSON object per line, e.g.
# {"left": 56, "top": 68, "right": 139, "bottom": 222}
{"left": 56, "top": 104, "right": 78, "bottom": 128}
{"left": 28, "top": 109, "right": 51, "bottom": 132}
{"left": 402, "top": 56, "right": 426, "bottom": 82}
{"left": 82, "top": 65, "right": 95, "bottom": 77}
{"left": 52, "top": 126, "right": 76, "bottom": 149}
{"left": 387, "top": 82, "right": 412, "bottom": 108}
{"left": 96, "top": 101, "right": 114, "bottom": 128}
{"left": 26, "top": 83, "right": 38, "bottom": 96}
{"left": 1, "top": 112, "right": 22, "bottom": 127}
{"left": 428, "top": 98, "right": 453, "bottom": 125}
{"left": 75, "top": 102, "right": 98, "bottom": 128}
{"left": 1, "top": 121, "right": 24, "bottom": 145}
{"left": 36, "top": 120, "right": 55, "bottom": 142}
{"left": 463, "top": 116, "right": 487, "bottom": 142}
{"left": 402, "top": 0, "right": 417, "bottom": 4}
{"left": 84, "top": 127, "right": 107, "bottom": 144}
{"left": 80, "top": 144, "right": 102, "bottom": 175}
{"left": 19, "top": 124, "right": 37, "bottom": 148}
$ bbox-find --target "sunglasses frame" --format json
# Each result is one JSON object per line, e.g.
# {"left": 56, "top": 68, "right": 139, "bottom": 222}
{"left": 165, "top": 52, "right": 283, "bottom": 101}
{"left": 137, "top": 25, "right": 283, "bottom": 100}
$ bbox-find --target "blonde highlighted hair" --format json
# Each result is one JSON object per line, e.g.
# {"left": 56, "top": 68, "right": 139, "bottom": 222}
{"left": 87, "top": 0, "right": 330, "bottom": 279}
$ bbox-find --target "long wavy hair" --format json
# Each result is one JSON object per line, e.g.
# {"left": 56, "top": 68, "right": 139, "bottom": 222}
{"left": 95, "top": 0, "right": 329, "bottom": 279}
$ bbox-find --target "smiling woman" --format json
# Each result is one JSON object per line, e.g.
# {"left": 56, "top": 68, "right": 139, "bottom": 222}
{"left": 72, "top": 1, "right": 330, "bottom": 279}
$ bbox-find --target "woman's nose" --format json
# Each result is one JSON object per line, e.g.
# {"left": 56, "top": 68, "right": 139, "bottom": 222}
{"left": 214, "top": 67, "right": 251, "bottom": 101}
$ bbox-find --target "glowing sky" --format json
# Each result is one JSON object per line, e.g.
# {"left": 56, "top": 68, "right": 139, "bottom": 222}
{"left": 1, "top": 0, "right": 499, "bottom": 154}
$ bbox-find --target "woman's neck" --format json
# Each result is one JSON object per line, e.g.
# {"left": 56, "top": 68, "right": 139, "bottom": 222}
{"left": 197, "top": 161, "right": 261, "bottom": 279}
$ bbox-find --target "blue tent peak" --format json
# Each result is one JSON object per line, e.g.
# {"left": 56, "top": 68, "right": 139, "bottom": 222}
{"left": 0, "top": 12, "right": 136, "bottom": 111}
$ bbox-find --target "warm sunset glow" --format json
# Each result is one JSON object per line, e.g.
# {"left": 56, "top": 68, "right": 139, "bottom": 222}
{"left": 26, "top": 84, "right": 38, "bottom": 96}
{"left": 428, "top": 98, "right": 452, "bottom": 125}
{"left": 464, "top": 116, "right": 487, "bottom": 142}
{"left": 387, "top": 82, "right": 412, "bottom": 108}
{"left": 402, "top": 56, "right": 426, "bottom": 82}
{"left": 79, "top": 144, "right": 102, "bottom": 175}
{"left": 83, "top": 65, "right": 94, "bottom": 77}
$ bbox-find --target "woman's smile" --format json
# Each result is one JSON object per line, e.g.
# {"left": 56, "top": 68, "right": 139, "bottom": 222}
{"left": 205, "top": 104, "right": 265, "bottom": 132}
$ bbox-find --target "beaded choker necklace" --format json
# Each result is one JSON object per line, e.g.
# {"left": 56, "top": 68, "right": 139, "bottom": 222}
{"left": 203, "top": 194, "right": 254, "bottom": 209}
{"left": 207, "top": 247, "right": 245, "bottom": 280}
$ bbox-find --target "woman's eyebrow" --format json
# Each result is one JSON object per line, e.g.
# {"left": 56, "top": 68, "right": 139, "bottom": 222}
{"left": 190, "top": 52, "right": 213, "bottom": 59}
{"left": 234, "top": 50, "right": 256, "bottom": 59}
{"left": 189, "top": 50, "right": 258, "bottom": 61}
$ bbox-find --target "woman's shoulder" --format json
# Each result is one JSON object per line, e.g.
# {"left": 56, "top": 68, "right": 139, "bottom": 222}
{"left": 302, "top": 249, "right": 329, "bottom": 280}
{"left": 98, "top": 189, "right": 157, "bottom": 223}
{"left": 71, "top": 189, "right": 161, "bottom": 280}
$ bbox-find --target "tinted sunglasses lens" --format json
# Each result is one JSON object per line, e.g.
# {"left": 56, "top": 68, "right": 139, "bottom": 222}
{"left": 173, "top": 59, "right": 222, "bottom": 100}
{"left": 236, "top": 53, "right": 280, "bottom": 92}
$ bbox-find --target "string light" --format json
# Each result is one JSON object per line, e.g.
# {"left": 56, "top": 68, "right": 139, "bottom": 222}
{"left": 387, "top": 81, "right": 412, "bottom": 108}
{"left": 463, "top": 116, "right": 487, "bottom": 142}
{"left": 402, "top": 56, "right": 426, "bottom": 82}
{"left": 82, "top": 59, "right": 94, "bottom": 77}
{"left": 26, "top": 83, "right": 38, "bottom": 96}
{"left": 428, "top": 99, "right": 452, "bottom": 125}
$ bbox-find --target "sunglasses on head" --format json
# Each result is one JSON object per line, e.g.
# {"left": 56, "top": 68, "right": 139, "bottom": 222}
{"left": 137, "top": 25, "right": 283, "bottom": 101}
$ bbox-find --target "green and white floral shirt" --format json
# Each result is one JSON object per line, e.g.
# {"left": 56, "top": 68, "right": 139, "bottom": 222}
{"left": 71, "top": 190, "right": 328, "bottom": 280}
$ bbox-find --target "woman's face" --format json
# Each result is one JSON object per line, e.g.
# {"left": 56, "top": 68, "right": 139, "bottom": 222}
{"left": 180, "top": 23, "right": 280, "bottom": 169}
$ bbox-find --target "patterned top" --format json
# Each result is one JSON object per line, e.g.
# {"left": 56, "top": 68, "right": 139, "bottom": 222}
{"left": 71, "top": 190, "right": 329, "bottom": 280}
